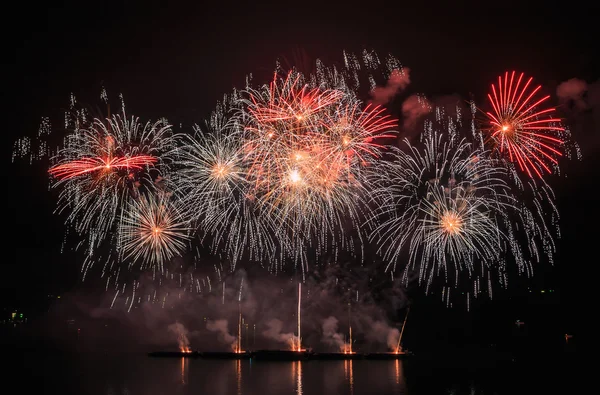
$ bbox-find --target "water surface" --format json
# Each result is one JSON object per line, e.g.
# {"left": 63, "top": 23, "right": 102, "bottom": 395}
{"left": 10, "top": 351, "right": 577, "bottom": 394}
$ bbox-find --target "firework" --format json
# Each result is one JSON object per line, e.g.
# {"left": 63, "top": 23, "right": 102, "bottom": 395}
{"left": 169, "top": 124, "right": 246, "bottom": 223}
{"left": 33, "top": 51, "right": 579, "bottom": 309}
{"left": 497, "top": 162, "right": 560, "bottom": 278}
{"left": 483, "top": 71, "right": 565, "bottom": 178}
{"left": 237, "top": 63, "right": 399, "bottom": 272}
{"left": 49, "top": 110, "right": 174, "bottom": 252}
{"left": 167, "top": 100, "right": 279, "bottom": 269}
{"left": 473, "top": 96, "right": 561, "bottom": 280}
{"left": 369, "top": 111, "right": 515, "bottom": 293}
{"left": 49, "top": 51, "right": 402, "bottom": 278}
{"left": 119, "top": 190, "right": 190, "bottom": 272}
{"left": 49, "top": 155, "right": 157, "bottom": 181}
{"left": 320, "top": 102, "right": 397, "bottom": 164}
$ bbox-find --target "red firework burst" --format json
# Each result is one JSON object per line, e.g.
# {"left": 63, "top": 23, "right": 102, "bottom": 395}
{"left": 321, "top": 102, "right": 398, "bottom": 164}
{"left": 484, "top": 71, "right": 564, "bottom": 178}
{"left": 49, "top": 155, "right": 157, "bottom": 180}
{"left": 248, "top": 71, "right": 344, "bottom": 124}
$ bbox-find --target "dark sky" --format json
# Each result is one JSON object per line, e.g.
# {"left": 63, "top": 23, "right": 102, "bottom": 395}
{"left": 3, "top": 1, "right": 598, "bottom": 347}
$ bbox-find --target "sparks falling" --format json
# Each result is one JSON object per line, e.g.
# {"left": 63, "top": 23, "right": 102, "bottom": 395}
{"left": 119, "top": 191, "right": 191, "bottom": 272}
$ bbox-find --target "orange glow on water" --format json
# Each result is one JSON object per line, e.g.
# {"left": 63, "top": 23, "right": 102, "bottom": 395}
{"left": 180, "top": 357, "right": 188, "bottom": 384}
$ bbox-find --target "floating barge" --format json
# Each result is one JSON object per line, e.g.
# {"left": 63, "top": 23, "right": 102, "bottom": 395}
{"left": 363, "top": 352, "right": 410, "bottom": 360}
{"left": 148, "top": 351, "right": 250, "bottom": 359}
{"left": 148, "top": 351, "right": 200, "bottom": 358}
{"left": 148, "top": 350, "right": 412, "bottom": 360}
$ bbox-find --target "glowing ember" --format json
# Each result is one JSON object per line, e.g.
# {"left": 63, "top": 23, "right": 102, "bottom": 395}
{"left": 232, "top": 345, "right": 244, "bottom": 354}
{"left": 212, "top": 163, "right": 229, "bottom": 179}
{"left": 341, "top": 344, "right": 354, "bottom": 354}
{"left": 289, "top": 169, "right": 302, "bottom": 183}
{"left": 440, "top": 210, "right": 463, "bottom": 235}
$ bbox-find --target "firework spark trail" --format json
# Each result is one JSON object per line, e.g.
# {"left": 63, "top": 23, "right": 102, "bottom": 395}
{"left": 418, "top": 182, "right": 503, "bottom": 271}
{"left": 483, "top": 71, "right": 565, "bottom": 178}
{"left": 167, "top": 103, "right": 279, "bottom": 269}
{"left": 40, "top": 97, "right": 178, "bottom": 282}
{"left": 473, "top": 94, "right": 562, "bottom": 281}
{"left": 119, "top": 191, "right": 191, "bottom": 272}
{"left": 48, "top": 108, "right": 175, "bottom": 258}
{"left": 248, "top": 72, "right": 345, "bottom": 123}
{"left": 319, "top": 102, "right": 398, "bottom": 164}
{"left": 237, "top": 64, "right": 399, "bottom": 272}
{"left": 149, "top": 50, "right": 401, "bottom": 275}
{"left": 14, "top": 51, "right": 573, "bottom": 309}
{"left": 49, "top": 155, "right": 158, "bottom": 180}
{"left": 369, "top": 109, "right": 519, "bottom": 295}
{"left": 500, "top": 167, "right": 560, "bottom": 274}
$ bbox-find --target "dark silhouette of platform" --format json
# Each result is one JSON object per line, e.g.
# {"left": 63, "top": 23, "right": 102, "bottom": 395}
{"left": 148, "top": 350, "right": 413, "bottom": 360}
{"left": 363, "top": 352, "right": 410, "bottom": 360}
{"left": 148, "top": 351, "right": 199, "bottom": 358}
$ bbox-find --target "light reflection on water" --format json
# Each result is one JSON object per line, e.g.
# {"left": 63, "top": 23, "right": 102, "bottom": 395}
{"left": 147, "top": 358, "right": 409, "bottom": 395}
{"left": 180, "top": 358, "right": 188, "bottom": 385}
{"left": 292, "top": 361, "right": 302, "bottom": 395}
{"left": 344, "top": 359, "right": 353, "bottom": 395}
{"left": 11, "top": 352, "right": 572, "bottom": 395}
{"left": 236, "top": 360, "right": 242, "bottom": 395}
{"left": 173, "top": 358, "right": 407, "bottom": 395}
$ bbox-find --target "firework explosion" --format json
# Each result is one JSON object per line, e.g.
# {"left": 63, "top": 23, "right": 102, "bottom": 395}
{"left": 119, "top": 190, "right": 191, "bottom": 272}
{"left": 169, "top": 51, "right": 403, "bottom": 274}
{"left": 48, "top": 109, "right": 174, "bottom": 255}
{"left": 369, "top": 109, "right": 515, "bottom": 296}
{"left": 11, "top": 52, "right": 577, "bottom": 308}
{"left": 167, "top": 100, "right": 278, "bottom": 269}
{"left": 236, "top": 63, "right": 399, "bottom": 273}
{"left": 369, "top": 99, "right": 570, "bottom": 304}
{"left": 483, "top": 71, "right": 566, "bottom": 178}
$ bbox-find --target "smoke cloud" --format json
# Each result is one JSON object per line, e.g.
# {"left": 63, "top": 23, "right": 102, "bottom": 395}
{"left": 557, "top": 78, "right": 588, "bottom": 110}
{"left": 555, "top": 77, "right": 600, "bottom": 156}
{"left": 33, "top": 254, "right": 409, "bottom": 353}
{"left": 206, "top": 319, "right": 237, "bottom": 350}
{"left": 321, "top": 316, "right": 351, "bottom": 351}
{"left": 262, "top": 318, "right": 298, "bottom": 348}
{"left": 401, "top": 94, "right": 432, "bottom": 131}
{"left": 167, "top": 321, "right": 189, "bottom": 350}
{"left": 367, "top": 319, "right": 400, "bottom": 351}
{"left": 370, "top": 68, "right": 411, "bottom": 105}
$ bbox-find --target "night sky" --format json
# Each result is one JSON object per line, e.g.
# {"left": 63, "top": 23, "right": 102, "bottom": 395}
{"left": 4, "top": 1, "right": 597, "bottom": 352}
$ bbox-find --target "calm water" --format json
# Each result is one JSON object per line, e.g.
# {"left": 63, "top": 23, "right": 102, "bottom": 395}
{"left": 9, "top": 352, "right": 578, "bottom": 394}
